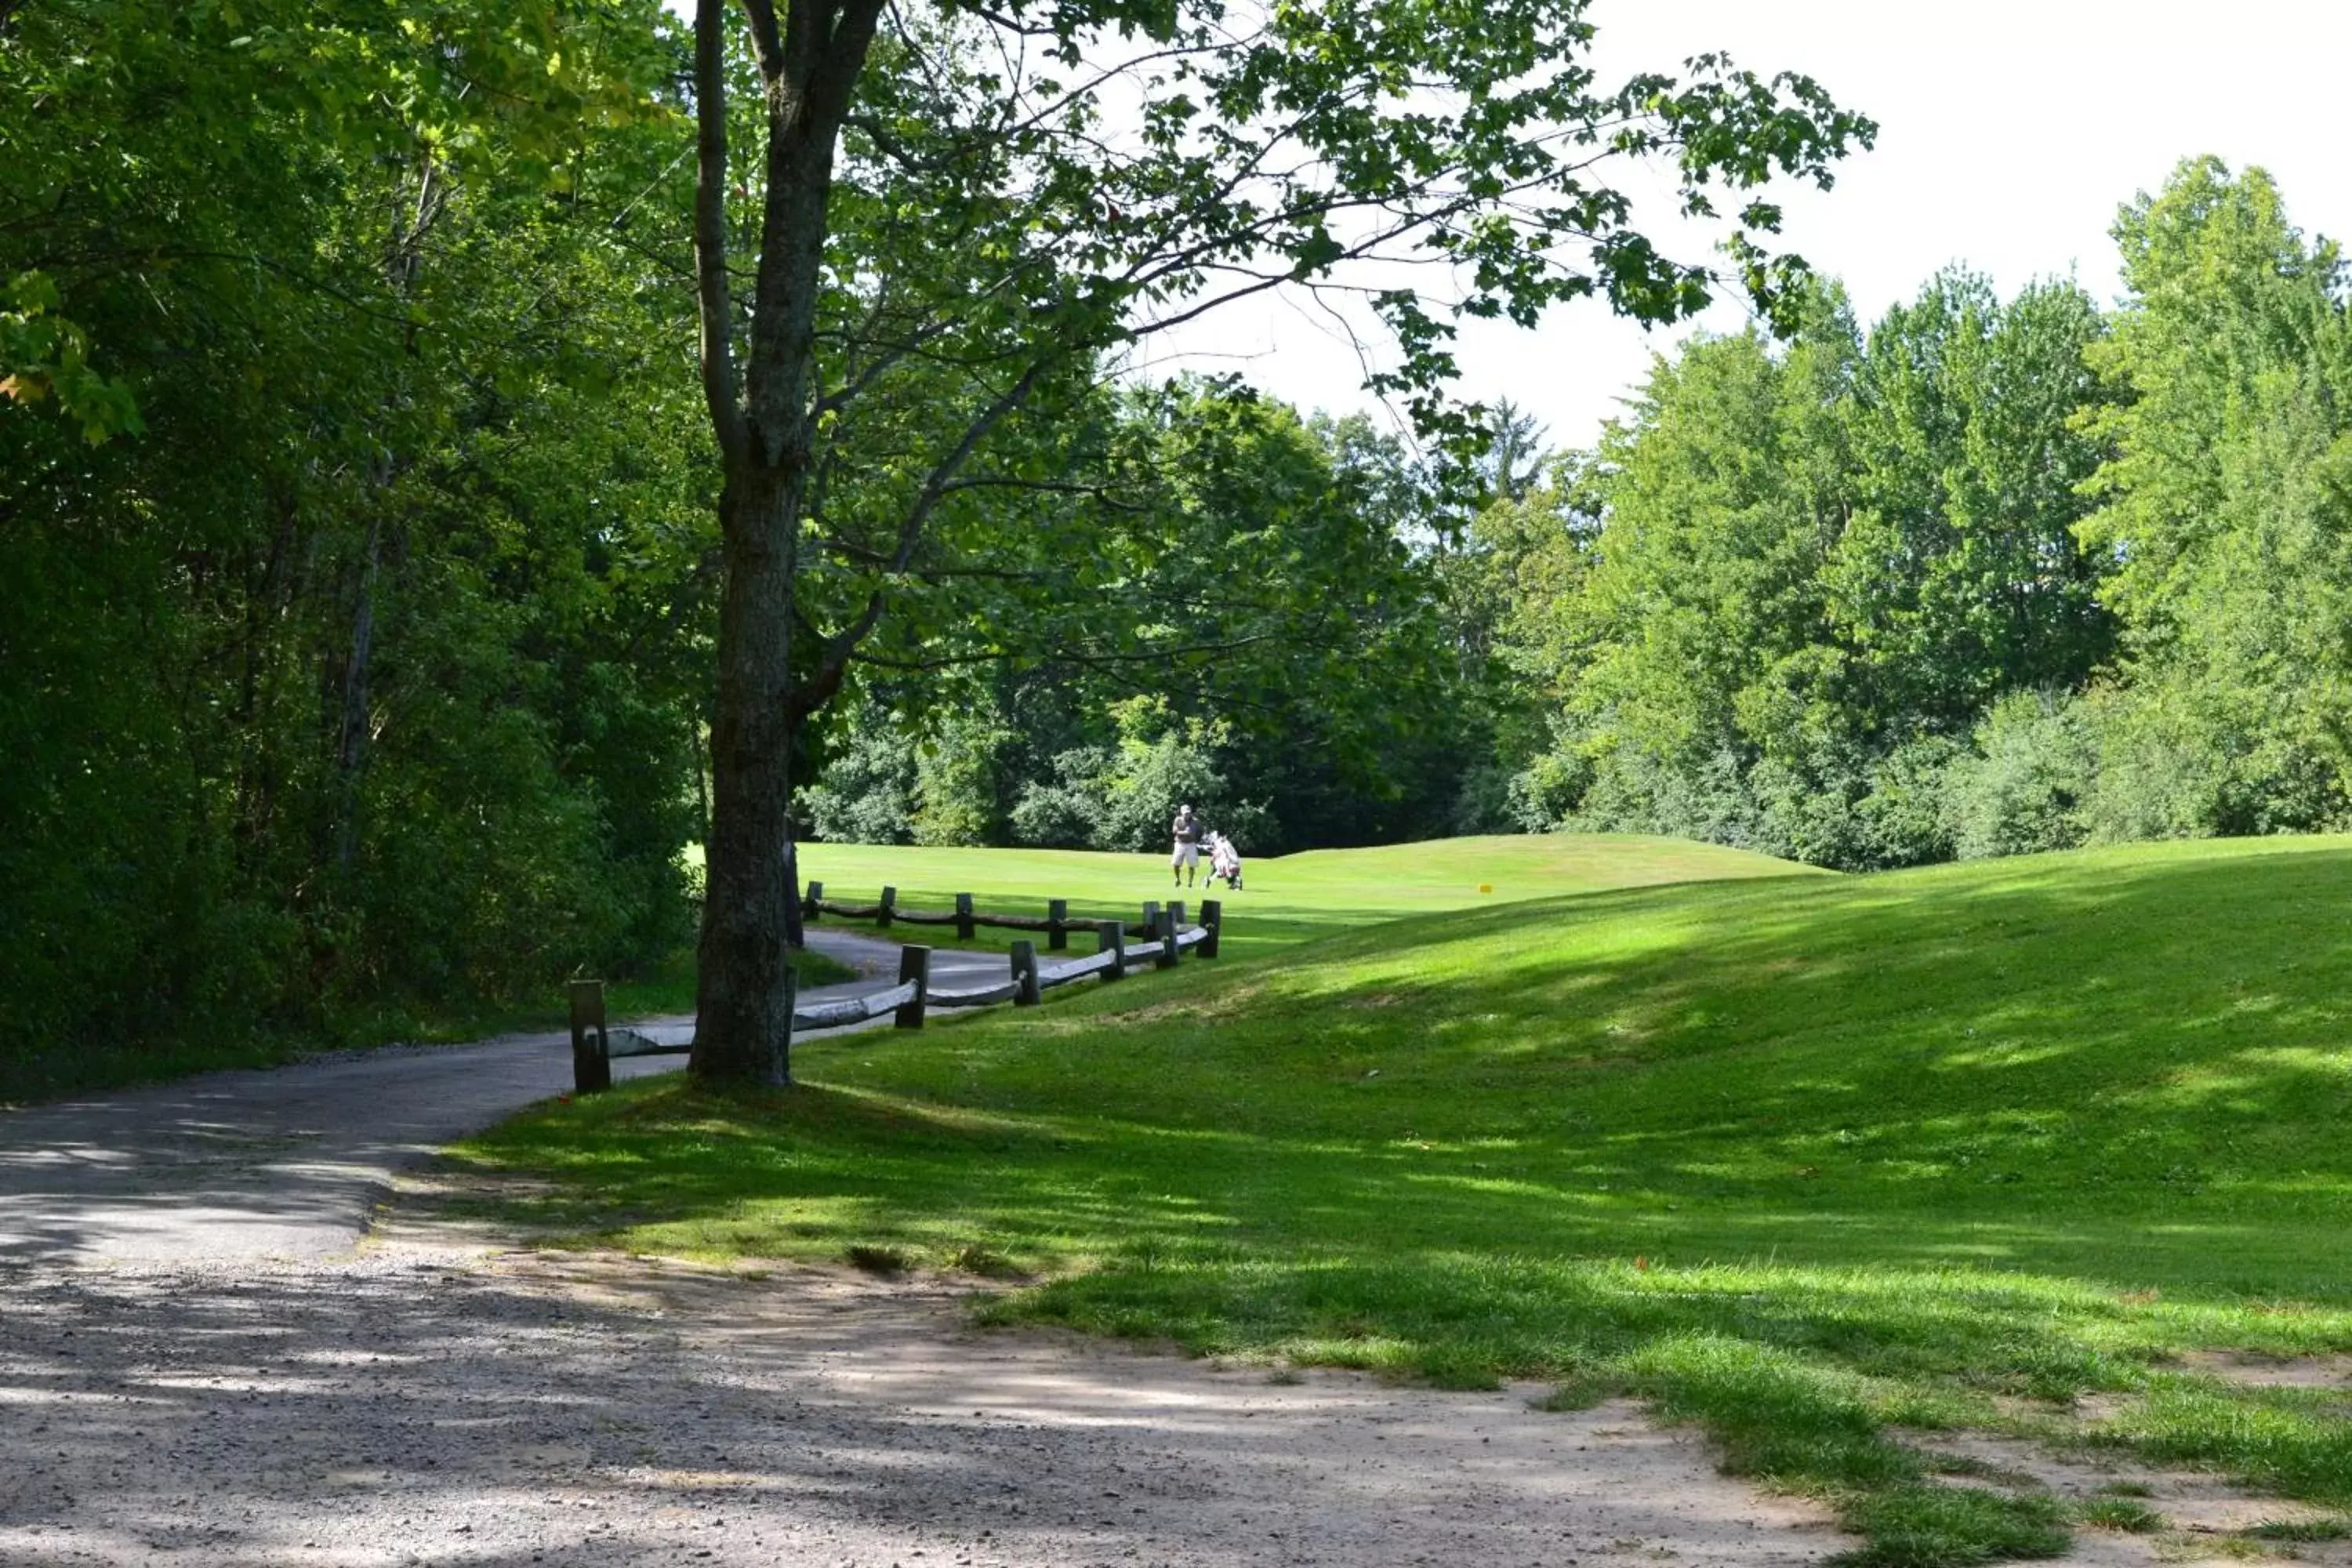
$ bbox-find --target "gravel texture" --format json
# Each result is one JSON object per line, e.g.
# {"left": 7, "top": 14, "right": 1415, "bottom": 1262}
{"left": 0, "top": 937, "right": 1864, "bottom": 1566}
{"left": 0, "top": 1245, "right": 1855, "bottom": 1566}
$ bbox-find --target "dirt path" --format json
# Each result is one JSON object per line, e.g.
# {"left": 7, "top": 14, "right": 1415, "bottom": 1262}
{"left": 0, "top": 1233, "right": 1860, "bottom": 1567}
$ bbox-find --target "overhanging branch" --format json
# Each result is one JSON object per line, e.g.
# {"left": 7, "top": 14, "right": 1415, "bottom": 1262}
{"left": 693, "top": 0, "right": 748, "bottom": 469}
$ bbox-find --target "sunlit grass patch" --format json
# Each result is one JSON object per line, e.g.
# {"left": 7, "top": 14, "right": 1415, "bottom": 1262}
{"left": 797, "top": 831, "right": 1817, "bottom": 957}
{"left": 452, "top": 833, "right": 2352, "bottom": 1566}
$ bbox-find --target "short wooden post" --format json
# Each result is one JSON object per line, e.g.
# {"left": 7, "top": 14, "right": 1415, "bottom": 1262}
{"left": 1141, "top": 899, "right": 1160, "bottom": 939}
{"left": 1154, "top": 904, "right": 1178, "bottom": 970}
{"left": 895, "top": 944, "right": 931, "bottom": 1029}
{"left": 769, "top": 969, "right": 797, "bottom": 1087}
{"left": 1011, "top": 939, "right": 1040, "bottom": 1006}
{"left": 878, "top": 884, "right": 897, "bottom": 930}
{"left": 1169, "top": 900, "right": 1187, "bottom": 939}
{"left": 1097, "top": 920, "right": 1126, "bottom": 981}
{"left": 1047, "top": 898, "right": 1069, "bottom": 951}
{"left": 568, "top": 979, "right": 611, "bottom": 1094}
{"left": 1200, "top": 898, "right": 1222, "bottom": 959}
{"left": 955, "top": 891, "right": 975, "bottom": 942}
{"left": 804, "top": 880, "right": 824, "bottom": 921}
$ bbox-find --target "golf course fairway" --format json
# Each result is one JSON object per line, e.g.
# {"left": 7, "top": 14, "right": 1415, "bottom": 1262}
{"left": 459, "top": 832, "right": 2352, "bottom": 1564}
{"left": 795, "top": 832, "right": 1819, "bottom": 956}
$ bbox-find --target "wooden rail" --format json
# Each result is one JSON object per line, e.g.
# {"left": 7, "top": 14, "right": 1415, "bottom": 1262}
{"left": 801, "top": 882, "right": 1167, "bottom": 946}
{"left": 569, "top": 895, "right": 1221, "bottom": 1092}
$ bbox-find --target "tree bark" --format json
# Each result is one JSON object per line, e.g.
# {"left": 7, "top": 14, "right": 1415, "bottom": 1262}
{"left": 686, "top": 0, "right": 883, "bottom": 1087}
{"left": 691, "top": 470, "right": 803, "bottom": 1085}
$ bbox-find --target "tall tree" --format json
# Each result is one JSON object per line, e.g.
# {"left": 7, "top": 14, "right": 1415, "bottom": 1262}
{"left": 0, "top": 1, "right": 700, "bottom": 1058}
{"left": 682, "top": 0, "right": 1874, "bottom": 1082}
{"left": 1508, "top": 270, "right": 2112, "bottom": 868}
{"left": 2074, "top": 158, "right": 2352, "bottom": 836}
{"left": 1479, "top": 399, "right": 1551, "bottom": 505}
{"left": 1831, "top": 271, "right": 2112, "bottom": 734}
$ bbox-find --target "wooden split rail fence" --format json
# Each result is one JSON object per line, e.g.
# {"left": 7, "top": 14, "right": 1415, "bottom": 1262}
{"left": 800, "top": 880, "right": 1190, "bottom": 948}
{"left": 568, "top": 893, "right": 1221, "bottom": 1092}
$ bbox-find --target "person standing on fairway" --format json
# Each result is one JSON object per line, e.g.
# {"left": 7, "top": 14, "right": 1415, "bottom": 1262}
{"left": 1171, "top": 803, "right": 1203, "bottom": 887}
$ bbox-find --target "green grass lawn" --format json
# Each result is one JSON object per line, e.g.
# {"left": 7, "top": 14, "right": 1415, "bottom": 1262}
{"left": 452, "top": 833, "right": 2352, "bottom": 1565}
{"left": 798, "top": 832, "right": 1816, "bottom": 956}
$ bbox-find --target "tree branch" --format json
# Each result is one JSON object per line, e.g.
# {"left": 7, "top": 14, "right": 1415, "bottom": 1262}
{"left": 693, "top": 0, "right": 748, "bottom": 469}
{"left": 787, "top": 353, "right": 1065, "bottom": 716}
{"left": 739, "top": 0, "right": 786, "bottom": 81}
{"left": 887, "top": 356, "right": 1058, "bottom": 574}
{"left": 851, "top": 629, "right": 1294, "bottom": 673}
{"left": 806, "top": 0, "right": 885, "bottom": 125}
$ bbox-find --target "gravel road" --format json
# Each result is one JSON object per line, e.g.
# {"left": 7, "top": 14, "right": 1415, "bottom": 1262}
{"left": 0, "top": 929, "right": 999, "bottom": 1269}
{"left": 0, "top": 930, "right": 1861, "bottom": 1567}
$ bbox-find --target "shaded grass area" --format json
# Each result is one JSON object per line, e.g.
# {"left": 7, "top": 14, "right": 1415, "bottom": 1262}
{"left": 797, "top": 833, "right": 1817, "bottom": 959}
{"left": 449, "top": 835, "right": 2352, "bottom": 1565}
{"left": 2, "top": 945, "right": 855, "bottom": 1108}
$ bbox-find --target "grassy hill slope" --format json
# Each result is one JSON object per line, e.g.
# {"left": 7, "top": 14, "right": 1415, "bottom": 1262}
{"left": 459, "top": 835, "right": 2352, "bottom": 1563}
{"left": 799, "top": 832, "right": 1817, "bottom": 955}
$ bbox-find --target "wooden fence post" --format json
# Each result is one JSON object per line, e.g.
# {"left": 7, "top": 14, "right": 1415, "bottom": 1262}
{"left": 769, "top": 969, "right": 796, "bottom": 1087}
{"left": 1011, "top": 939, "right": 1040, "bottom": 1005}
{"left": 804, "top": 880, "right": 823, "bottom": 921}
{"left": 1169, "top": 900, "right": 1187, "bottom": 940}
{"left": 1154, "top": 904, "right": 1178, "bottom": 970}
{"left": 1047, "top": 898, "right": 1069, "bottom": 951}
{"left": 878, "top": 885, "right": 896, "bottom": 930}
{"left": 568, "top": 979, "right": 611, "bottom": 1094}
{"left": 955, "top": 891, "right": 975, "bottom": 942}
{"left": 1141, "top": 899, "right": 1160, "bottom": 939}
{"left": 1200, "top": 898, "right": 1222, "bottom": 959}
{"left": 1098, "top": 920, "right": 1126, "bottom": 981}
{"left": 895, "top": 945, "right": 930, "bottom": 1029}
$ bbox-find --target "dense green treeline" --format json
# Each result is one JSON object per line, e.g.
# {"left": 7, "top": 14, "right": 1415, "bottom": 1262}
{"left": 7, "top": 5, "right": 2340, "bottom": 1065}
{"left": 0, "top": 4, "right": 1531, "bottom": 1058}
{"left": 1461, "top": 156, "right": 2352, "bottom": 868}
{"left": 800, "top": 155, "right": 2352, "bottom": 873}
{"left": 1, "top": 2, "right": 711, "bottom": 1058}
{"left": 800, "top": 384, "right": 1493, "bottom": 855}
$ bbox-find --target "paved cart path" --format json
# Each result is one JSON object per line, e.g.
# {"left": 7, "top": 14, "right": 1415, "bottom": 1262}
{"left": 0, "top": 928, "right": 999, "bottom": 1269}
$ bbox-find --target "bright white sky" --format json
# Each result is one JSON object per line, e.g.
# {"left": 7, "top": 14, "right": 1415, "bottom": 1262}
{"left": 671, "top": 0, "right": 2352, "bottom": 453}
{"left": 1145, "top": 0, "right": 2352, "bottom": 451}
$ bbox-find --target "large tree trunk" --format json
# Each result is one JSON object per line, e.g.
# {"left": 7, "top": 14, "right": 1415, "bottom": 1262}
{"left": 685, "top": 0, "right": 884, "bottom": 1087}
{"left": 690, "top": 472, "right": 803, "bottom": 1085}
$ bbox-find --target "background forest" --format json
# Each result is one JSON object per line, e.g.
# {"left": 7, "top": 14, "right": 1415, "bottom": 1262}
{"left": 5, "top": 2, "right": 2345, "bottom": 1059}
{"left": 823, "top": 157, "right": 2352, "bottom": 877}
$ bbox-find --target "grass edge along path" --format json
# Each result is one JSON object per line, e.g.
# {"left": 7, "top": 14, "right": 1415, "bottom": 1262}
{"left": 448, "top": 834, "right": 2352, "bottom": 1566}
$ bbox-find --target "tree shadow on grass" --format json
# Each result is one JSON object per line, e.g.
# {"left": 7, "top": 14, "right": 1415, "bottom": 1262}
{"left": 916, "top": 841, "right": 2352, "bottom": 1289}
{"left": 434, "top": 841, "right": 2352, "bottom": 1553}
{"left": 0, "top": 1247, "right": 1848, "bottom": 1566}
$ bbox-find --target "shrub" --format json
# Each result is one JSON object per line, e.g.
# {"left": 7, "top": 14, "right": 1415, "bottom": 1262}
{"left": 1946, "top": 691, "right": 2096, "bottom": 859}
{"left": 803, "top": 724, "right": 918, "bottom": 844}
{"left": 912, "top": 712, "right": 1018, "bottom": 847}
{"left": 1010, "top": 747, "right": 1114, "bottom": 849}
